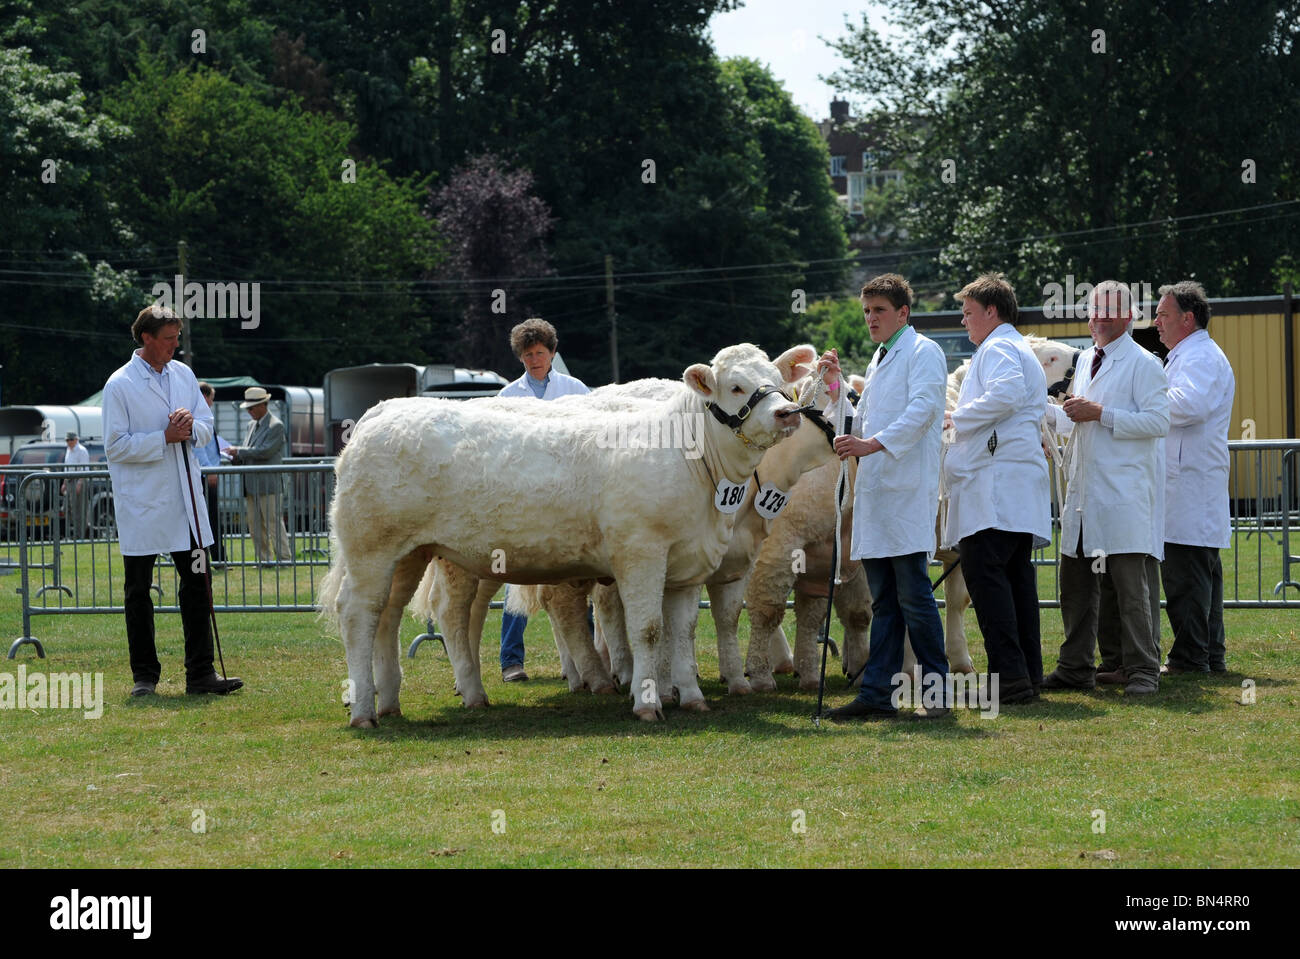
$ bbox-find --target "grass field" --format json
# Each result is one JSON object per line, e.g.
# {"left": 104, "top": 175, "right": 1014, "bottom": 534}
{"left": 1, "top": 538, "right": 1297, "bottom": 868}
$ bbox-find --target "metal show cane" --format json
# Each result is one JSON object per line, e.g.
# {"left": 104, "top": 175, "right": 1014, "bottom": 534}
{"left": 813, "top": 373, "right": 849, "bottom": 727}
{"left": 180, "top": 436, "right": 229, "bottom": 680}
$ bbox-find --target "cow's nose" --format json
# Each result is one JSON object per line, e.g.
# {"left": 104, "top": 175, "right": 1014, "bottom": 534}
{"left": 774, "top": 404, "right": 801, "bottom": 425}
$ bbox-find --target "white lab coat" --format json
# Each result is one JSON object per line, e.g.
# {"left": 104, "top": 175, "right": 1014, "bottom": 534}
{"left": 498, "top": 370, "right": 590, "bottom": 400}
{"left": 829, "top": 324, "right": 947, "bottom": 560}
{"left": 1049, "top": 331, "right": 1169, "bottom": 559}
{"left": 943, "top": 323, "right": 1052, "bottom": 549}
{"left": 102, "top": 351, "right": 214, "bottom": 556}
{"left": 1163, "top": 329, "right": 1234, "bottom": 548}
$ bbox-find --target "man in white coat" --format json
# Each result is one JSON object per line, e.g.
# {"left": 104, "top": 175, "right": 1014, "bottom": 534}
{"left": 817, "top": 273, "right": 951, "bottom": 720}
{"left": 103, "top": 306, "right": 243, "bottom": 697}
{"left": 1042, "top": 281, "right": 1169, "bottom": 695}
{"left": 494, "top": 317, "right": 590, "bottom": 682}
{"left": 61, "top": 431, "right": 91, "bottom": 539}
{"left": 943, "top": 274, "right": 1052, "bottom": 704}
{"left": 1153, "top": 281, "right": 1234, "bottom": 674}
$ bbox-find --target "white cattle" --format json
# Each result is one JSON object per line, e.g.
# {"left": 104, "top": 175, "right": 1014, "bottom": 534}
{"left": 743, "top": 338, "right": 1078, "bottom": 689}
{"left": 426, "top": 346, "right": 839, "bottom": 706}
{"left": 320, "top": 344, "right": 804, "bottom": 725}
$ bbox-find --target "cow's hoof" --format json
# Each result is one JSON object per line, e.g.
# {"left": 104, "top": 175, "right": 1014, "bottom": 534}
{"left": 378, "top": 706, "right": 402, "bottom": 718}
{"left": 749, "top": 675, "right": 778, "bottom": 693}
{"left": 728, "top": 680, "right": 754, "bottom": 695}
{"left": 591, "top": 681, "right": 617, "bottom": 695}
{"left": 953, "top": 663, "right": 976, "bottom": 674}
{"left": 463, "top": 699, "right": 490, "bottom": 709}
{"left": 350, "top": 716, "right": 377, "bottom": 729}
{"left": 679, "top": 698, "right": 710, "bottom": 712}
{"left": 798, "top": 678, "right": 821, "bottom": 692}
{"left": 772, "top": 661, "right": 795, "bottom": 675}
{"left": 634, "top": 707, "right": 664, "bottom": 722}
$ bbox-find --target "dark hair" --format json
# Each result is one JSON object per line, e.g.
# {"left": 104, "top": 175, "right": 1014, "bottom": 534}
{"left": 132, "top": 304, "right": 182, "bottom": 344}
{"left": 1158, "top": 280, "right": 1211, "bottom": 329}
{"left": 509, "top": 317, "right": 558, "bottom": 356}
{"left": 199, "top": 381, "right": 214, "bottom": 399}
{"left": 956, "top": 272, "right": 1019, "bottom": 327}
{"left": 860, "top": 273, "right": 913, "bottom": 311}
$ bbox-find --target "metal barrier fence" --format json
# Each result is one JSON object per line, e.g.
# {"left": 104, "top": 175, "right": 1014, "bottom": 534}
{"left": 5, "top": 462, "right": 335, "bottom": 658}
{"left": 6, "top": 439, "right": 1299, "bottom": 659}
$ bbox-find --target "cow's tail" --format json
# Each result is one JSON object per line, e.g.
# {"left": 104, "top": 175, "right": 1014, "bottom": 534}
{"left": 408, "top": 557, "right": 440, "bottom": 623}
{"left": 508, "top": 584, "right": 547, "bottom": 616}
{"left": 317, "top": 531, "right": 345, "bottom": 632}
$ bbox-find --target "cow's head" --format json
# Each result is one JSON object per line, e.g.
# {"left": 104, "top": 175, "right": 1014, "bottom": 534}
{"left": 1026, "top": 335, "right": 1082, "bottom": 401}
{"left": 684, "top": 343, "right": 802, "bottom": 450}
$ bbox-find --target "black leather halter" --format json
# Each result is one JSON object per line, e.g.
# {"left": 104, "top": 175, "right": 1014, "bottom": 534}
{"left": 705, "top": 384, "right": 795, "bottom": 449}
{"left": 1047, "top": 353, "right": 1079, "bottom": 398}
{"left": 792, "top": 386, "right": 859, "bottom": 450}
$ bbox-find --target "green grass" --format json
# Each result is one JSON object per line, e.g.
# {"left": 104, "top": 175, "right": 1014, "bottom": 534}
{"left": 0, "top": 539, "right": 1297, "bottom": 868}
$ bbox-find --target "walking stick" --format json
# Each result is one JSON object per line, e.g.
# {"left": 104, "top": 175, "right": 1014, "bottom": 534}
{"left": 180, "top": 437, "right": 228, "bottom": 680}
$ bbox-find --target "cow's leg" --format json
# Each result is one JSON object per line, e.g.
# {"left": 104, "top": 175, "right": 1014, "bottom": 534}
{"left": 548, "top": 583, "right": 615, "bottom": 694}
{"left": 944, "top": 565, "right": 976, "bottom": 673}
{"left": 339, "top": 552, "right": 398, "bottom": 728}
{"left": 374, "top": 547, "right": 431, "bottom": 718}
{"left": 666, "top": 586, "right": 708, "bottom": 711}
{"left": 707, "top": 579, "right": 751, "bottom": 694}
{"left": 594, "top": 584, "right": 633, "bottom": 689}
{"left": 770, "top": 625, "right": 795, "bottom": 674}
{"left": 434, "top": 560, "right": 490, "bottom": 708}
{"left": 834, "top": 570, "right": 873, "bottom": 688}
{"left": 592, "top": 610, "right": 615, "bottom": 686}
{"left": 612, "top": 556, "right": 668, "bottom": 721}
{"left": 793, "top": 590, "right": 830, "bottom": 691}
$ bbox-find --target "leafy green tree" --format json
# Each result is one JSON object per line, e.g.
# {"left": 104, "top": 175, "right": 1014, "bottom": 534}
{"left": 826, "top": 0, "right": 1300, "bottom": 302}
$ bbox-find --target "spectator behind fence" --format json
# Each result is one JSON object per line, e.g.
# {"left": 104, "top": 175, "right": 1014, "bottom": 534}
{"left": 817, "top": 272, "right": 951, "bottom": 721}
{"left": 494, "top": 318, "right": 590, "bottom": 683}
{"left": 227, "top": 386, "right": 291, "bottom": 566}
{"left": 1043, "top": 281, "right": 1169, "bottom": 696}
{"left": 102, "top": 305, "right": 242, "bottom": 697}
{"left": 943, "top": 273, "right": 1052, "bottom": 705}
{"left": 1153, "top": 281, "right": 1235, "bottom": 674}
{"left": 61, "top": 430, "right": 91, "bottom": 539}
{"left": 196, "top": 382, "right": 230, "bottom": 568}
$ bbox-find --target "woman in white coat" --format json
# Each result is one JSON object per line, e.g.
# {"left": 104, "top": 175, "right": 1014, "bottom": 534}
{"left": 103, "top": 306, "right": 242, "bottom": 697}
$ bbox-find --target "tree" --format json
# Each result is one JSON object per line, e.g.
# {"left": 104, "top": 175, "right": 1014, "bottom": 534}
{"left": 428, "top": 153, "right": 555, "bottom": 373}
{"left": 826, "top": 1, "right": 1300, "bottom": 302}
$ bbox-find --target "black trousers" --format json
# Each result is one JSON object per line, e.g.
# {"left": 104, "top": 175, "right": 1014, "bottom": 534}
{"left": 124, "top": 536, "right": 214, "bottom": 683}
{"left": 1162, "top": 543, "right": 1225, "bottom": 671}
{"left": 959, "top": 528, "right": 1042, "bottom": 684}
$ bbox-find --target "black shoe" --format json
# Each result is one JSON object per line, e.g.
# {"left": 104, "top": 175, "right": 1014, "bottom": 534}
{"left": 186, "top": 673, "right": 244, "bottom": 695}
{"left": 1040, "top": 671, "right": 1094, "bottom": 691}
{"left": 130, "top": 680, "right": 156, "bottom": 697}
{"left": 826, "top": 701, "right": 898, "bottom": 722}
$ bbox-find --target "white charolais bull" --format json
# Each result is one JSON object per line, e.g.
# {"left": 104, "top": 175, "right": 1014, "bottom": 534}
{"left": 320, "top": 344, "right": 804, "bottom": 725}
{"left": 511, "top": 351, "right": 844, "bottom": 703}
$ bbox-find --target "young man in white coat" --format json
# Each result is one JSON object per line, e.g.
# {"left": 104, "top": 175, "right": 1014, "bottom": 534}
{"left": 817, "top": 273, "right": 951, "bottom": 720}
{"left": 1042, "top": 281, "right": 1169, "bottom": 695}
{"left": 1153, "top": 281, "right": 1235, "bottom": 674}
{"left": 102, "top": 306, "right": 242, "bottom": 697}
{"left": 943, "top": 274, "right": 1052, "bottom": 704}
{"left": 495, "top": 318, "right": 590, "bottom": 682}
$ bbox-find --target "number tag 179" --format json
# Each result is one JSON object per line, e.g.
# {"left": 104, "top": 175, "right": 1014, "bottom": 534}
{"left": 753, "top": 482, "right": 789, "bottom": 519}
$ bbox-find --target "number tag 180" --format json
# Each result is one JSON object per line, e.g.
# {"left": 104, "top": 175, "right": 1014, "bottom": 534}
{"left": 754, "top": 482, "right": 789, "bottom": 519}
{"left": 714, "top": 477, "right": 748, "bottom": 514}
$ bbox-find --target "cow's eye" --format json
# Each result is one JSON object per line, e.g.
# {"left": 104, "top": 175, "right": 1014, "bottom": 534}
{"left": 731, "top": 386, "right": 744, "bottom": 394}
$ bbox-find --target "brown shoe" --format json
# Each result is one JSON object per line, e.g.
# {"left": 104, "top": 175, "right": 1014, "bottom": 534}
{"left": 501, "top": 664, "right": 529, "bottom": 682}
{"left": 1096, "top": 669, "right": 1127, "bottom": 685}
{"left": 1161, "top": 663, "right": 1200, "bottom": 675}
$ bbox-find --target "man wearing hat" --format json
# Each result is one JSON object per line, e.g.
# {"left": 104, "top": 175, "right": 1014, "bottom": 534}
{"left": 61, "top": 431, "right": 91, "bottom": 539}
{"left": 227, "top": 386, "right": 291, "bottom": 565}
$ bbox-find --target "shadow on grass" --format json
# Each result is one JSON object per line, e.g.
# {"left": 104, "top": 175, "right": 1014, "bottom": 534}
{"left": 119, "top": 692, "right": 228, "bottom": 711}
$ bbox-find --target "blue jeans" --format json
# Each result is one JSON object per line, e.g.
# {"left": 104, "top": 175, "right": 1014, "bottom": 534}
{"left": 855, "top": 553, "right": 949, "bottom": 710}
{"left": 500, "top": 585, "right": 527, "bottom": 669}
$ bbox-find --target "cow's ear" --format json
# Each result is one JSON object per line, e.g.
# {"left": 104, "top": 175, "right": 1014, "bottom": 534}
{"left": 684, "top": 363, "right": 716, "bottom": 397}
{"left": 773, "top": 344, "right": 818, "bottom": 384}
